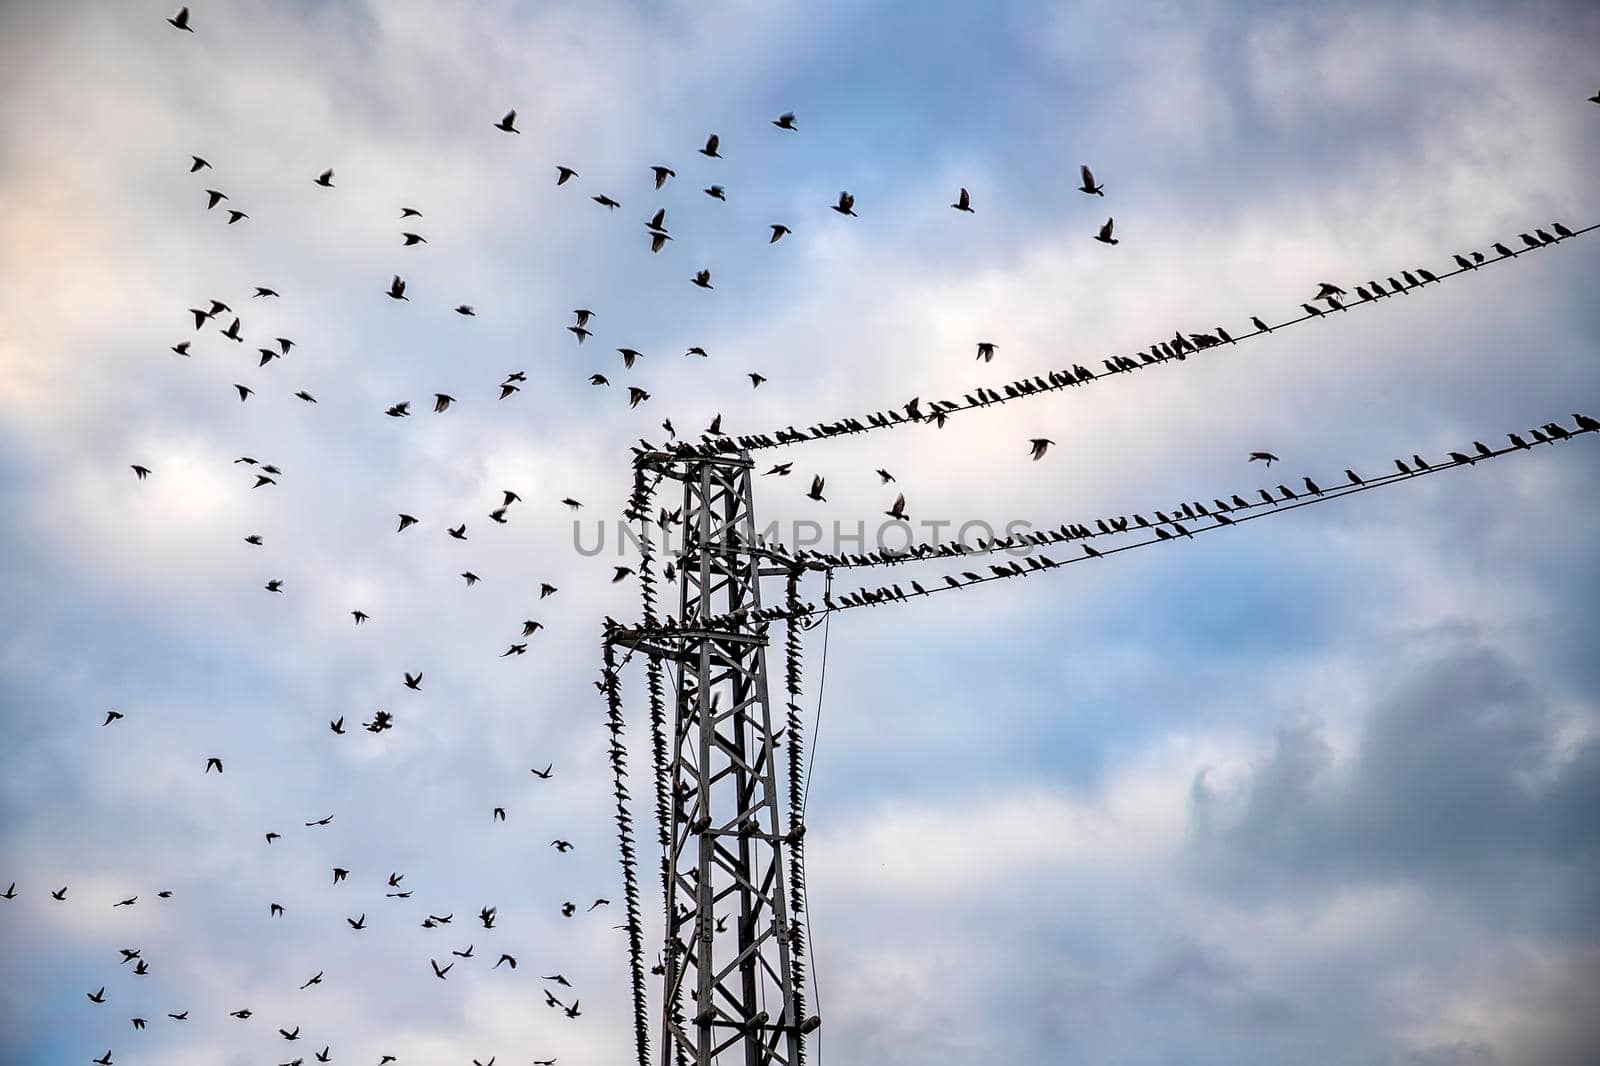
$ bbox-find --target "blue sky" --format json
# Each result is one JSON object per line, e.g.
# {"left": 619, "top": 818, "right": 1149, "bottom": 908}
{"left": 2, "top": 1, "right": 1598, "bottom": 1064}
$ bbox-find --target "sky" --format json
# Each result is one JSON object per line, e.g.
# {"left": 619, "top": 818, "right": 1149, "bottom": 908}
{"left": 1, "top": 1, "right": 1598, "bottom": 1064}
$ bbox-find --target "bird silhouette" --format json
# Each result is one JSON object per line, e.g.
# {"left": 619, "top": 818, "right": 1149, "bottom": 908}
{"left": 951, "top": 187, "right": 974, "bottom": 212}
{"left": 832, "top": 191, "right": 856, "bottom": 216}
{"left": 1094, "top": 218, "right": 1118, "bottom": 245}
{"left": 1078, "top": 164, "right": 1105, "bottom": 195}
{"left": 494, "top": 110, "right": 519, "bottom": 133}
{"left": 167, "top": 6, "right": 192, "bottom": 31}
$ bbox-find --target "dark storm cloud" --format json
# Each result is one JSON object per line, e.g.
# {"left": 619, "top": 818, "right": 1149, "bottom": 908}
{"left": 1189, "top": 635, "right": 1600, "bottom": 936}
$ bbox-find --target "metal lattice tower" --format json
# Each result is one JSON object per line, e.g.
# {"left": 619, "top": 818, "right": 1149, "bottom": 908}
{"left": 624, "top": 450, "right": 815, "bottom": 1066}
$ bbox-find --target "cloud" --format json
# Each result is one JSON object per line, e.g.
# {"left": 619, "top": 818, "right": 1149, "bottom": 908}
{"left": 2, "top": 1, "right": 1598, "bottom": 1065}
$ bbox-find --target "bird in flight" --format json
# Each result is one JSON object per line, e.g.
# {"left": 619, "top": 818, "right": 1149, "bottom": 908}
{"left": 167, "top": 6, "right": 192, "bottom": 31}
{"left": 397, "top": 514, "right": 418, "bottom": 532}
{"left": 1078, "top": 164, "right": 1105, "bottom": 196}
{"left": 204, "top": 757, "right": 223, "bottom": 774}
{"left": 976, "top": 341, "right": 997, "bottom": 362}
{"left": 807, "top": 475, "right": 826, "bottom": 502}
{"left": 832, "top": 191, "right": 857, "bottom": 216}
{"left": 531, "top": 764, "right": 554, "bottom": 779}
{"left": 189, "top": 155, "right": 209, "bottom": 172}
{"left": 556, "top": 165, "right": 578, "bottom": 185}
{"left": 769, "top": 224, "right": 791, "bottom": 243}
{"left": 1094, "top": 218, "right": 1118, "bottom": 245}
{"left": 774, "top": 111, "right": 797, "bottom": 129}
{"left": 951, "top": 187, "right": 974, "bottom": 212}
{"left": 700, "top": 133, "right": 721, "bottom": 158}
{"left": 386, "top": 275, "right": 408, "bottom": 301}
{"left": 494, "top": 110, "right": 519, "bottom": 133}
{"left": 1029, "top": 438, "right": 1054, "bottom": 461}
{"left": 1249, "top": 451, "right": 1280, "bottom": 466}
{"left": 431, "top": 958, "right": 453, "bottom": 980}
{"left": 404, "top": 672, "right": 422, "bottom": 690}
{"left": 314, "top": 169, "right": 334, "bottom": 187}
{"left": 692, "top": 269, "right": 713, "bottom": 289}
{"left": 651, "top": 166, "right": 674, "bottom": 189}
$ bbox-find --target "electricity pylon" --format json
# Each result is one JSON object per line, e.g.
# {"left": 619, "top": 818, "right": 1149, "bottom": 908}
{"left": 623, "top": 450, "right": 817, "bottom": 1066}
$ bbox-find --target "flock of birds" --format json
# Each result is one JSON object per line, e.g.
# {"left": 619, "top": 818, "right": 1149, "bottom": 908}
{"left": 6, "top": 9, "right": 1594, "bottom": 1066}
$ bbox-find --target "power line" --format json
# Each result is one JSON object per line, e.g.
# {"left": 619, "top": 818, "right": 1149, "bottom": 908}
{"left": 611, "top": 414, "right": 1596, "bottom": 639}
{"left": 820, "top": 420, "right": 1595, "bottom": 612}
{"left": 760, "top": 434, "right": 1578, "bottom": 572}
{"left": 637, "top": 218, "right": 1594, "bottom": 459}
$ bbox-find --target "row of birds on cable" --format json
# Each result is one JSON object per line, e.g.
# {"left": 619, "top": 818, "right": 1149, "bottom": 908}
{"left": 739, "top": 415, "right": 1600, "bottom": 571}
{"left": 612, "top": 414, "right": 1600, "bottom": 635}
{"left": 634, "top": 217, "right": 1587, "bottom": 463}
